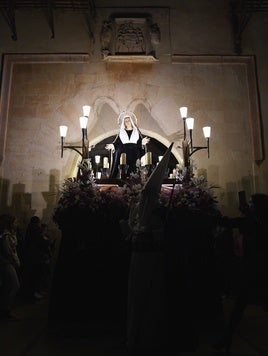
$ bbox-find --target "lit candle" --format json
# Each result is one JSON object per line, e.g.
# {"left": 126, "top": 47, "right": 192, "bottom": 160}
{"left": 120, "top": 153, "right": 127, "bottom": 165}
{"left": 95, "top": 155, "right": 101, "bottom": 164}
{"left": 145, "top": 152, "right": 152, "bottom": 165}
{"left": 140, "top": 154, "right": 146, "bottom": 166}
{"left": 103, "top": 156, "right": 109, "bottom": 168}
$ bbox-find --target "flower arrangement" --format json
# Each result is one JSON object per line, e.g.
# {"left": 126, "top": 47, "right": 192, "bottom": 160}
{"left": 160, "top": 176, "right": 219, "bottom": 216}
{"left": 52, "top": 159, "right": 220, "bottom": 230}
{"left": 52, "top": 162, "right": 129, "bottom": 229}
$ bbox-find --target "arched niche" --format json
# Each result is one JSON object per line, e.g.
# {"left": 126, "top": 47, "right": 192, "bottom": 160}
{"left": 91, "top": 135, "right": 178, "bottom": 174}
{"left": 69, "top": 100, "right": 182, "bottom": 177}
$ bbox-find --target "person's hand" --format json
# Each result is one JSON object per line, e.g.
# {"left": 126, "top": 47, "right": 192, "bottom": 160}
{"left": 142, "top": 137, "right": 150, "bottom": 145}
{"left": 105, "top": 143, "right": 114, "bottom": 151}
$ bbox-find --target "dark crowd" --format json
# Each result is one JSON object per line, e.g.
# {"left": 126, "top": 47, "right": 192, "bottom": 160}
{"left": 0, "top": 214, "right": 56, "bottom": 321}
{"left": 0, "top": 193, "right": 268, "bottom": 353}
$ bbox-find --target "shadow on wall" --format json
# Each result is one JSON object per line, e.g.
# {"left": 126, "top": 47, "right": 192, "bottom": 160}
{"left": 0, "top": 179, "right": 34, "bottom": 226}
{"left": 0, "top": 169, "right": 61, "bottom": 234}
{"left": 223, "top": 177, "right": 255, "bottom": 216}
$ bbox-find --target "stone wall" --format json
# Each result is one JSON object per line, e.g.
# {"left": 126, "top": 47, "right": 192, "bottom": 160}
{"left": 0, "top": 1, "right": 267, "bottom": 226}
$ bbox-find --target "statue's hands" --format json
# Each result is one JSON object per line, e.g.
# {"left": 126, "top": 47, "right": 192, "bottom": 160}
{"left": 105, "top": 143, "right": 115, "bottom": 151}
{"left": 142, "top": 137, "right": 150, "bottom": 146}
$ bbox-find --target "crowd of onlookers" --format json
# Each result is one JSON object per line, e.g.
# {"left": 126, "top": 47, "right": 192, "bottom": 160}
{"left": 0, "top": 214, "right": 56, "bottom": 321}
{"left": 1, "top": 193, "right": 268, "bottom": 353}
{"left": 212, "top": 193, "right": 268, "bottom": 351}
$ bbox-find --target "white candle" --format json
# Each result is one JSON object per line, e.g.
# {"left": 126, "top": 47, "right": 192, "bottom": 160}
{"left": 96, "top": 172, "right": 101, "bottom": 179}
{"left": 120, "top": 153, "right": 127, "bottom": 165}
{"left": 103, "top": 156, "right": 109, "bottom": 168}
{"left": 95, "top": 155, "right": 101, "bottom": 164}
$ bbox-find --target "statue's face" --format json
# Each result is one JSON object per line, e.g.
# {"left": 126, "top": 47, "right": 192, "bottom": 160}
{"left": 124, "top": 117, "right": 132, "bottom": 127}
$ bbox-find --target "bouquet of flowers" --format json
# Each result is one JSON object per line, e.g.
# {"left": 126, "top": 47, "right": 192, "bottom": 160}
{"left": 160, "top": 176, "right": 219, "bottom": 215}
{"left": 53, "top": 160, "right": 129, "bottom": 229}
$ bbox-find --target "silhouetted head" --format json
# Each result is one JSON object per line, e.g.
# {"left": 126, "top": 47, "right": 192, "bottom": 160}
{"left": 250, "top": 193, "right": 268, "bottom": 221}
{"left": 30, "top": 216, "right": 41, "bottom": 225}
{"left": 0, "top": 214, "right": 17, "bottom": 232}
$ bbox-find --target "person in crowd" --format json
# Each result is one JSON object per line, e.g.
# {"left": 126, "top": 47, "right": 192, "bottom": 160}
{"left": 105, "top": 111, "right": 150, "bottom": 178}
{"left": 213, "top": 222, "right": 240, "bottom": 299}
{"left": 0, "top": 214, "right": 21, "bottom": 321}
{"left": 21, "top": 216, "right": 51, "bottom": 301}
{"left": 213, "top": 193, "right": 268, "bottom": 352}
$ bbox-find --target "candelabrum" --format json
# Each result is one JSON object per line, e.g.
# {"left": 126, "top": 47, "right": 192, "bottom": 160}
{"left": 118, "top": 153, "right": 128, "bottom": 179}
{"left": 144, "top": 151, "right": 153, "bottom": 177}
{"left": 59, "top": 105, "right": 92, "bottom": 160}
{"left": 102, "top": 156, "right": 110, "bottom": 178}
{"left": 179, "top": 106, "right": 211, "bottom": 181}
{"left": 118, "top": 164, "right": 129, "bottom": 180}
{"left": 139, "top": 151, "right": 153, "bottom": 181}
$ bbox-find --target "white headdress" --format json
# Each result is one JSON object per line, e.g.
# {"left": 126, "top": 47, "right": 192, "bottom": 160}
{"left": 117, "top": 111, "right": 138, "bottom": 125}
{"left": 118, "top": 111, "right": 140, "bottom": 144}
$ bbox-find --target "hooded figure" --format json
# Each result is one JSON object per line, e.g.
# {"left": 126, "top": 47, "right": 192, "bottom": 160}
{"left": 129, "top": 142, "right": 174, "bottom": 238}
{"left": 127, "top": 143, "right": 176, "bottom": 352}
{"left": 126, "top": 142, "right": 199, "bottom": 353}
{"left": 105, "top": 112, "right": 150, "bottom": 178}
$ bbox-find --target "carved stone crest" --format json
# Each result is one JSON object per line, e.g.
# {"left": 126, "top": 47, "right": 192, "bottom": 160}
{"left": 100, "top": 16, "right": 160, "bottom": 61}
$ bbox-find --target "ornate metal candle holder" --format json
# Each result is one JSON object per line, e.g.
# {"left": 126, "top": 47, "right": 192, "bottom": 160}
{"left": 118, "top": 164, "right": 129, "bottom": 180}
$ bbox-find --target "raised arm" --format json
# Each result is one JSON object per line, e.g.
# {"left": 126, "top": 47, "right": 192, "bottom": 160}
{"left": 105, "top": 143, "right": 115, "bottom": 152}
